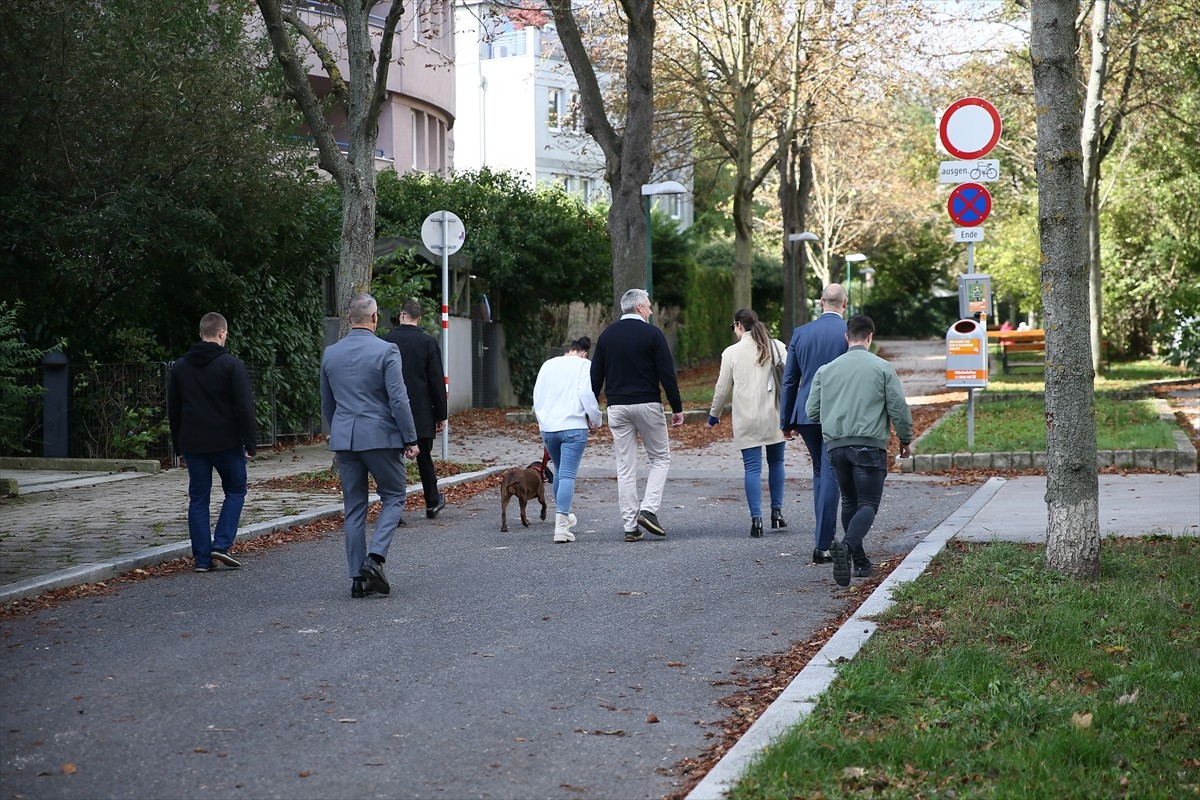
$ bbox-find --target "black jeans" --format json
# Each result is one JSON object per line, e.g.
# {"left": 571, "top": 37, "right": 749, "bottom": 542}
{"left": 829, "top": 445, "right": 888, "bottom": 553}
{"left": 415, "top": 437, "right": 440, "bottom": 507}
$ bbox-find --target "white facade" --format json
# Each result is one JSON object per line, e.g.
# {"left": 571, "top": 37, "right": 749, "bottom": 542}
{"left": 454, "top": 2, "right": 606, "bottom": 204}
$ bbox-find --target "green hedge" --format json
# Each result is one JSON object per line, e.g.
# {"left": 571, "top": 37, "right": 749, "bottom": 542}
{"left": 676, "top": 265, "right": 735, "bottom": 366}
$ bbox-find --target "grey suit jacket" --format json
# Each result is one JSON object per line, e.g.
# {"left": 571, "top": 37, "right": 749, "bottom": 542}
{"left": 320, "top": 328, "right": 418, "bottom": 452}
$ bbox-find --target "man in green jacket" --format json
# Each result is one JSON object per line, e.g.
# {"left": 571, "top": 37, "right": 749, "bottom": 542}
{"left": 805, "top": 315, "right": 912, "bottom": 586}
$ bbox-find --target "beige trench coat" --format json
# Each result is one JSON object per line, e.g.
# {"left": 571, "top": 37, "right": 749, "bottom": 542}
{"left": 708, "top": 333, "right": 788, "bottom": 451}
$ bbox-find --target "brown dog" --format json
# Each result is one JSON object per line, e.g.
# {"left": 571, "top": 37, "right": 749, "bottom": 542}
{"left": 500, "top": 463, "right": 548, "bottom": 532}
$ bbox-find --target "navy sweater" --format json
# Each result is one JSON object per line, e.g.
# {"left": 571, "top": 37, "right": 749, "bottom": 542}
{"left": 590, "top": 317, "right": 682, "bottom": 412}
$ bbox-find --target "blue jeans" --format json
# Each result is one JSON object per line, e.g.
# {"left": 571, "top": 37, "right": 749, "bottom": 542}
{"left": 541, "top": 428, "right": 588, "bottom": 516}
{"left": 184, "top": 447, "right": 247, "bottom": 567}
{"left": 829, "top": 445, "right": 888, "bottom": 552}
{"left": 740, "top": 441, "right": 786, "bottom": 518}
{"left": 797, "top": 424, "right": 839, "bottom": 550}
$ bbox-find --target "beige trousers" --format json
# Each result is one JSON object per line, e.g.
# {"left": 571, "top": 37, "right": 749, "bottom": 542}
{"left": 607, "top": 402, "right": 672, "bottom": 532}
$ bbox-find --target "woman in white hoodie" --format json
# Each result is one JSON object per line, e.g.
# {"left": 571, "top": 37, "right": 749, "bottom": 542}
{"left": 707, "top": 309, "right": 789, "bottom": 538}
{"left": 532, "top": 337, "right": 604, "bottom": 543}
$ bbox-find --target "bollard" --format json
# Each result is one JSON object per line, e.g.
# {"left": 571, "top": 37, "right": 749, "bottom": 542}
{"left": 42, "top": 351, "right": 70, "bottom": 458}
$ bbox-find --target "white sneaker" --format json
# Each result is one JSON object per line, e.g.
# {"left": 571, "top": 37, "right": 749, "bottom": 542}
{"left": 567, "top": 513, "right": 577, "bottom": 530}
{"left": 554, "top": 513, "right": 575, "bottom": 543}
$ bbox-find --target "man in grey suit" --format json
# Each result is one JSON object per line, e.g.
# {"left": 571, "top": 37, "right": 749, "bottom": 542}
{"left": 320, "top": 294, "right": 420, "bottom": 599}
{"left": 779, "top": 284, "right": 848, "bottom": 564}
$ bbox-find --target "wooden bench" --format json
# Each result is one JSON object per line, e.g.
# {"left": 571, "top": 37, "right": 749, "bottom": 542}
{"left": 987, "top": 329, "right": 1045, "bottom": 373}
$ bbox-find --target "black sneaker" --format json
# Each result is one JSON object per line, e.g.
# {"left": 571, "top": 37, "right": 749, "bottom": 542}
{"left": 194, "top": 564, "right": 216, "bottom": 573}
{"left": 212, "top": 549, "right": 241, "bottom": 569}
{"left": 812, "top": 548, "right": 833, "bottom": 564}
{"left": 359, "top": 558, "right": 391, "bottom": 596}
{"left": 852, "top": 559, "right": 874, "bottom": 578}
{"left": 636, "top": 510, "right": 667, "bottom": 537}
{"left": 624, "top": 530, "right": 644, "bottom": 542}
{"left": 830, "top": 541, "right": 851, "bottom": 587}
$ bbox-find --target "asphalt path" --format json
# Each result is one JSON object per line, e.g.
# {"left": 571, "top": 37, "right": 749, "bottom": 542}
{"left": 1, "top": 468, "right": 973, "bottom": 800}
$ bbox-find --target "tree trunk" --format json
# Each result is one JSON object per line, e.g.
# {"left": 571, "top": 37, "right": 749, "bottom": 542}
{"left": 335, "top": 167, "right": 377, "bottom": 337}
{"left": 255, "top": 0, "right": 403, "bottom": 335}
{"left": 547, "top": 0, "right": 655, "bottom": 316}
{"left": 1081, "top": 0, "right": 1109, "bottom": 374}
{"left": 732, "top": 180, "right": 754, "bottom": 313}
{"left": 610, "top": 182, "right": 649, "bottom": 310}
{"left": 778, "top": 125, "right": 814, "bottom": 335}
{"left": 796, "top": 135, "right": 814, "bottom": 325}
{"left": 1031, "top": 0, "right": 1101, "bottom": 580}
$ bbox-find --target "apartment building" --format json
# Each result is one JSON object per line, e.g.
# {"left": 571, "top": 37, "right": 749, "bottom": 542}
{"left": 453, "top": 1, "right": 607, "bottom": 203}
{"left": 275, "top": 0, "right": 457, "bottom": 173}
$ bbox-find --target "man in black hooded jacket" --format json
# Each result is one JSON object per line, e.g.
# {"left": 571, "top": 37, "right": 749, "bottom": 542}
{"left": 168, "top": 312, "right": 257, "bottom": 572}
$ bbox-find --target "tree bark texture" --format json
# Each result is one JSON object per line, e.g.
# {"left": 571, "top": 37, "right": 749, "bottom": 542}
{"left": 547, "top": 0, "right": 655, "bottom": 315}
{"left": 1081, "top": 0, "right": 1109, "bottom": 374}
{"left": 1031, "top": 0, "right": 1101, "bottom": 580}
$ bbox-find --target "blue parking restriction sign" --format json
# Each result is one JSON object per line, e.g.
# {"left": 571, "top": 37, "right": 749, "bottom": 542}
{"left": 947, "top": 182, "right": 991, "bottom": 227}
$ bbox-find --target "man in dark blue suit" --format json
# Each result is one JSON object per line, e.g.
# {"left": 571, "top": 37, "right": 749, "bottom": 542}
{"left": 779, "top": 284, "right": 848, "bottom": 564}
{"left": 321, "top": 294, "right": 420, "bottom": 599}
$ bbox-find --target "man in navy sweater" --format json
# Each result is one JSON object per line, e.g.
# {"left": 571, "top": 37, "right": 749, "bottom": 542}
{"left": 590, "top": 288, "right": 684, "bottom": 542}
{"left": 168, "top": 312, "right": 257, "bottom": 573}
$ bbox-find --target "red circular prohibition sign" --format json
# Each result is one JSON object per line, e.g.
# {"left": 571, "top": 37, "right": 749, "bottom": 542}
{"left": 947, "top": 182, "right": 992, "bottom": 227}
{"left": 939, "top": 97, "right": 1003, "bottom": 160}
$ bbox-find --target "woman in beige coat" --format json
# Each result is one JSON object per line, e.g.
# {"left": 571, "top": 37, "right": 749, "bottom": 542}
{"left": 707, "top": 308, "right": 789, "bottom": 538}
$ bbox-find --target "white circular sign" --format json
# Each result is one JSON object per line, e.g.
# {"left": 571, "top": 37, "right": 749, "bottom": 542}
{"left": 421, "top": 210, "right": 466, "bottom": 255}
{"left": 939, "top": 97, "right": 1002, "bottom": 160}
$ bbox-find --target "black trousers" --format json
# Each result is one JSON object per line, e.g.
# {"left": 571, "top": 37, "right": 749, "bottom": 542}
{"left": 829, "top": 445, "right": 888, "bottom": 555}
{"left": 415, "top": 437, "right": 439, "bottom": 506}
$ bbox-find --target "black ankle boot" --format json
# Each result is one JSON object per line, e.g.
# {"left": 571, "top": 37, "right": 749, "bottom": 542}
{"left": 750, "top": 517, "right": 764, "bottom": 538}
{"left": 771, "top": 508, "right": 787, "bottom": 529}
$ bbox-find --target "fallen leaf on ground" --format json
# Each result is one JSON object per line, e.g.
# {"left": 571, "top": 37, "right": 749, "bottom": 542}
{"left": 1117, "top": 688, "right": 1140, "bottom": 705}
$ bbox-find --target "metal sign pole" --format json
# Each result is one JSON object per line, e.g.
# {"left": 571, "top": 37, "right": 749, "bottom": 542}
{"left": 966, "top": 239, "right": 976, "bottom": 447}
{"left": 421, "top": 209, "right": 466, "bottom": 463}
{"left": 439, "top": 213, "right": 450, "bottom": 460}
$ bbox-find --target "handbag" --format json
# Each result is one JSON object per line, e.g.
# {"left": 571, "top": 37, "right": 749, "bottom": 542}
{"left": 768, "top": 342, "right": 784, "bottom": 411}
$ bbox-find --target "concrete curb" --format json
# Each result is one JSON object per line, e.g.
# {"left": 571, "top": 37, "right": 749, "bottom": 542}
{"left": 0, "top": 456, "right": 160, "bottom": 474}
{"left": 901, "top": 398, "right": 1197, "bottom": 473}
{"left": 685, "top": 476, "right": 1007, "bottom": 800}
{"left": 0, "top": 466, "right": 510, "bottom": 606}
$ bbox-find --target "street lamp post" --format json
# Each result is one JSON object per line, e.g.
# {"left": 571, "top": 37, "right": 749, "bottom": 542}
{"left": 859, "top": 266, "right": 876, "bottom": 314}
{"left": 788, "top": 232, "right": 819, "bottom": 336}
{"left": 844, "top": 253, "right": 867, "bottom": 316}
{"left": 640, "top": 181, "right": 688, "bottom": 315}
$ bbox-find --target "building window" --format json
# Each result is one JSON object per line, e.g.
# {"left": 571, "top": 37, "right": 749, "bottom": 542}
{"left": 547, "top": 88, "right": 563, "bottom": 129}
{"left": 579, "top": 177, "right": 593, "bottom": 204}
{"left": 412, "top": 109, "right": 426, "bottom": 169}
{"left": 568, "top": 91, "right": 584, "bottom": 133}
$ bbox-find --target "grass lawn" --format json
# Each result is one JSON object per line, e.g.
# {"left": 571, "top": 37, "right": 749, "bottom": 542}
{"left": 988, "top": 358, "right": 1193, "bottom": 396}
{"left": 731, "top": 537, "right": 1200, "bottom": 799}
{"left": 677, "top": 359, "right": 724, "bottom": 407}
{"left": 918, "top": 396, "right": 1176, "bottom": 453}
